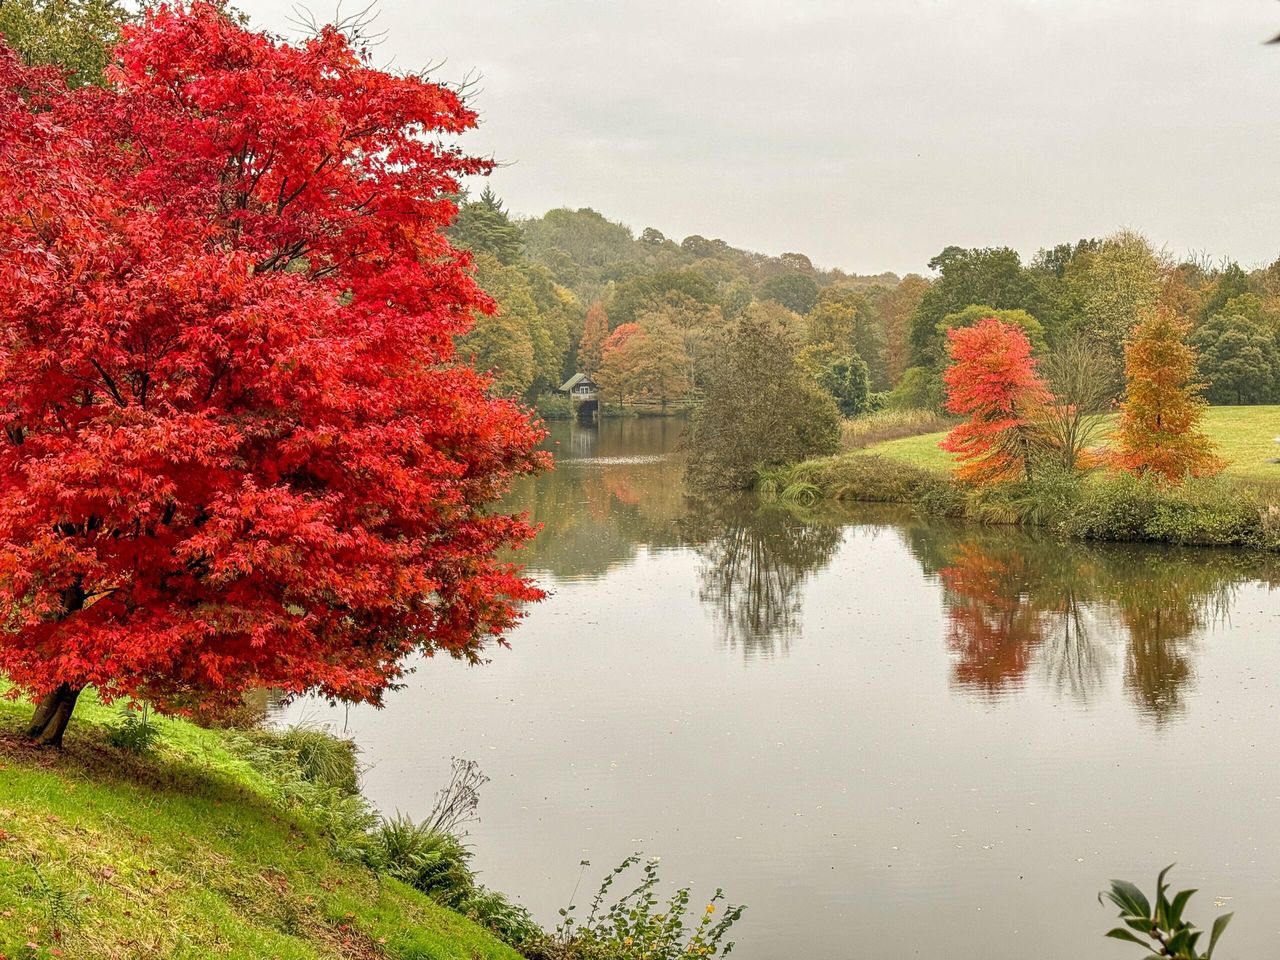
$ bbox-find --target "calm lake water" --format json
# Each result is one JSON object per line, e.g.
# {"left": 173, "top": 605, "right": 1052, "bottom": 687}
{"left": 279, "top": 419, "right": 1280, "bottom": 959}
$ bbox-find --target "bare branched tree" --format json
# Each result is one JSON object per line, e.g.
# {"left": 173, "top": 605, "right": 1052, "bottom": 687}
{"left": 1040, "top": 334, "right": 1118, "bottom": 471}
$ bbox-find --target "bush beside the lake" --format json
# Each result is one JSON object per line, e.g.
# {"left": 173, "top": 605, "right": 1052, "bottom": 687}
{"left": 534, "top": 393, "right": 575, "bottom": 420}
{"left": 776, "top": 454, "right": 941, "bottom": 503}
{"left": 772, "top": 453, "right": 1280, "bottom": 550}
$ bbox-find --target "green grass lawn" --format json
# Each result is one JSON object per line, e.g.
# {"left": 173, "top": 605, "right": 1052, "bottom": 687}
{"left": 862, "top": 405, "right": 1280, "bottom": 484}
{"left": 0, "top": 691, "right": 521, "bottom": 960}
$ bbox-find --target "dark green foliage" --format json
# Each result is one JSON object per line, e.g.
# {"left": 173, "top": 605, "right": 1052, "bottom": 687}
{"left": 1192, "top": 312, "right": 1280, "bottom": 404}
{"left": 786, "top": 454, "right": 1280, "bottom": 549}
{"left": 463, "top": 886, "right": 544, "bottom": 947}
{"left": 816, "top": 353, "right": 870, "bottom": 416}
{"left": 885, "top": 365, "right": 944, "bottom": 411}
{"left": 0, "top": 0, "right": 130, "bottom": 86}
{"left": 1145, "top": 483, "right": 1267, "bottom": 545}
{"left": 263, "top": 725, "right": 361, "bottom": 795}
{"left": 232, "top": 725, "right": 378, "bottom": 863}
{"left": 963, "top": 469, "right": 1083, "bottom": 527}
{"left": 534, "top": 393, "right": 574, "bottom": 420}
{"left": 371, "top": 816, "right": 475, "bottom": 908}
{"left": 680, "top": 234, "right": 731, "bottom": 258}
{"left": 777, "top": 454, "right": 943, "bottom": 504}
{"left": 609, "top": 270, "right": 718, "bottom": 327}
{"left": 761, "top": 271, "right": 819, "bottom": 314}
{"left": 521, "top": 208, "right": 641, "bottom": 288}
{"left": 912, "top": 472, "right": 969, "bottom": 518}
{"left": 686, "top": 306, "right": 841, "bottom": 491}
{"left": 937, "top": 303, "right": 1046, "bottom": 354}
{"left": 1064, "top": 474, "right": 1267, "bottom": 547}
{"left": 1197, "top": 261, "right": 1252, "bottom": 323}
{"left": 1032, "top": 238, "right": 1100, "bottom": 279}
{"left": 450, "top": 186, "right": 525, "bottom": 265}
{"left": 1102, "top": 866, "right": 1232, "bottom": 959}
{"left": 909, "top": 246, "right": 1045, "bottom": 367}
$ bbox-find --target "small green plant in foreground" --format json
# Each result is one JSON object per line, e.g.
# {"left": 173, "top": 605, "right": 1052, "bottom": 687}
{"left": 1102, "top": 865, "right": 1232, "bottom": 958}
{"left": 104, "top": 702, "right": 160, "bottom": 754}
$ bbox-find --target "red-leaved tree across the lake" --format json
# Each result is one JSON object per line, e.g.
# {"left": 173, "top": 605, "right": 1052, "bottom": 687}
{"left": 941, "top": 318, "right": 1053, "bottom": 484}
{"left": 0, "top": 5, "right": 547, "bottom": 745}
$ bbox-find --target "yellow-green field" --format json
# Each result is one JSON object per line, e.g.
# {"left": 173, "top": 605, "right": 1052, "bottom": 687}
{"left": 863, "top": 406, "right": 1280, "bottom": 484}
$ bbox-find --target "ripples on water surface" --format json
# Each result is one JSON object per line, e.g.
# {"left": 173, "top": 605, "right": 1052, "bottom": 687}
{"left": 279, "top": 418, "right": 1280, "bottom": 959}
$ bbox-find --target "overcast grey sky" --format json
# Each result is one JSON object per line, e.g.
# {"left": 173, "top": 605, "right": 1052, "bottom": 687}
{"left": 238, "top": 0, "right": 1279, "bottom": 276}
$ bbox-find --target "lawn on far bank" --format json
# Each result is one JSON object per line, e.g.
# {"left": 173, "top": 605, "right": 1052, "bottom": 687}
{"left": 861, "top": 405, "right": 1280, "bottom": 485}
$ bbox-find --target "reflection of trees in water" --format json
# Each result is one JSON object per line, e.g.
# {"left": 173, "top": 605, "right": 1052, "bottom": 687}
{"left": 1040, "top": 596, "right": 1110, "bottom": 703}
{"left": 938, "top": 543, "right": 1044, "bottom": 694}
{"left": 683, "top": 501, "right": 843, "bottom": 660}
{"left": 505, "top": 421, "right": 689, "bottom": 581}
{"left": 1101, "top": 561, "right": 1239, "bottom": 725}
{"left": 904, "top": 522, "right": 1270, "bottom": 723}
{"left": 512, "top": 417, "right": 1277, "bottom": 716}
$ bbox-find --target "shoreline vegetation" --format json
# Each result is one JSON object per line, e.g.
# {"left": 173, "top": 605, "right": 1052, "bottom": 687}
{"left": 0, "top": 689, "right": 744, "bottom": 960}
{"left": 767, "top": 406, "right": 1280, "bottom": 551}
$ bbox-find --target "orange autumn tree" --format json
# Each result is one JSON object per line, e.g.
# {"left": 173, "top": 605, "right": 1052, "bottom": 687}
{"left": 941, "top": 317, "right": 1054, "bottom": 484}
{"left": 577, "top": 301, "right": 609, "bottom": 374}
{"left": 1111, "top": 306, "right": 1222, "bottom": 482}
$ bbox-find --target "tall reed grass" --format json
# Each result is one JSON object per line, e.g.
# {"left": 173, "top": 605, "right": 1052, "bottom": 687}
{"left": 839, "top": 408, "right": 952, "bottom": 451}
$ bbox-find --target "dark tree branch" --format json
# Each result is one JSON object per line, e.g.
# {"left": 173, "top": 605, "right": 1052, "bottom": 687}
{"left": 90, "top": 359, "right": 127, "bottom": 407}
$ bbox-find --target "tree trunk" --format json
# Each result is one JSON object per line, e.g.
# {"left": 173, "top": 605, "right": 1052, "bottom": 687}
{"left": 26, "top": 684, "right": 82, "bottom": 748}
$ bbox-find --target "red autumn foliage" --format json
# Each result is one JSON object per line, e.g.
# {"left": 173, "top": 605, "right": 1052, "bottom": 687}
{"left": 939, "top": 543, "right": 1043, "bottom": 696}
{"left": 940, "top": 318, "right": 1053, "bottom": 484}
{"left": 601, "top": 322, "right": 643, "bottom": 354}
{"left": 0, "top": 5, "right": 547, "bottom": 743}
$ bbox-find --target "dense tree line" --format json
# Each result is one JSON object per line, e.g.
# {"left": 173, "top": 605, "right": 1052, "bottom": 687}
{"left": 894, "top": 233, "right": 1280, "bottom": 412}
{"left": 14, "top": 0, "right": 1277, "bottom": 443}
{"left": 454, "top": 196, "right": 1280, "bottom": 421}
{"left": 450, "top": 200, "right": 905, "bottom": 415}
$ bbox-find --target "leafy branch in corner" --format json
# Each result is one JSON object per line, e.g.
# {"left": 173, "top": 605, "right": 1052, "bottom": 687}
{"left": 1102, "top": 865, "right": 1232, "bottom": 959}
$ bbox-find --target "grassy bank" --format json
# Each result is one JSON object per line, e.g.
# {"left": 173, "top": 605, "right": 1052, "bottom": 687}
{"left": 0, "top": 691, "right": 521, "bottom": 960}
{"left": 860, "top": 405, "right": 1280, "bottom": 485}
{"left": 771, "top": 406, "right": 1280, "bottom": 549}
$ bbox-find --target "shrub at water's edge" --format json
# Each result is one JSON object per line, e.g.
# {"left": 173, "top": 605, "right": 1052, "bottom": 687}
{"left": 764, "top": 454, "right": 1280, "bottom": 549}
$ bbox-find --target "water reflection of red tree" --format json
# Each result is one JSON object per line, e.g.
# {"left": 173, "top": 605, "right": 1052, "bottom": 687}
{"left": 939, "top": 544, "right": 1044, "bottom": 696}
{"left": 600, "top": 466, "right": 642, "bottom": 507}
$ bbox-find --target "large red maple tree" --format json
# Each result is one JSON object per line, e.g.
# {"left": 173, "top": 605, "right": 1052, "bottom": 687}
{"left": 0, "top": 5, "right": 547, "bottom": 745}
